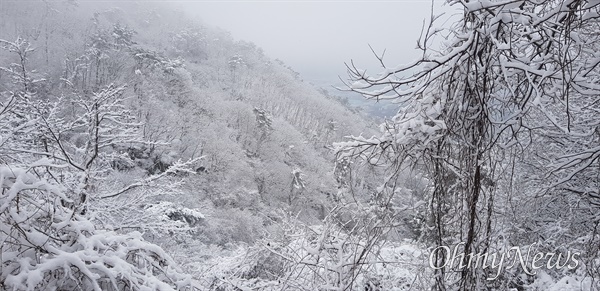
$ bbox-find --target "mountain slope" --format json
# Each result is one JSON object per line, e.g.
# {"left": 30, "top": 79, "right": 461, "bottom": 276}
{"left": 0, "top": 1, "right": 389, "bottom": 290}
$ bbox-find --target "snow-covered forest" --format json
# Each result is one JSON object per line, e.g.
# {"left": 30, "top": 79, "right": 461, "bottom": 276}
{"left": 0, "top": 1, "right": 599, "bottom": 290}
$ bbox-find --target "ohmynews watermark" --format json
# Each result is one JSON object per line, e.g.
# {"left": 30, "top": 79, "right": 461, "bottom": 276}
{"left": 428, "top": 242, "right": 580, "bottom": 280}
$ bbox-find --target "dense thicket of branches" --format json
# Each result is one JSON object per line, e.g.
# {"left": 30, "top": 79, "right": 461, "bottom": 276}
{"left": 337, "top": 0, "right": 600, "bottom": 289}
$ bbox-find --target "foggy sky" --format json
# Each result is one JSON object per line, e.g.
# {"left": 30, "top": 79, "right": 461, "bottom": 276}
{"left": 180, "top": 1, "right": 459, "bottom": 85}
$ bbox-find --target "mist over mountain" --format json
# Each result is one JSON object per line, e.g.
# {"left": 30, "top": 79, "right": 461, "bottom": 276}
{"left": 307, "top": 78, "right": 398, "bottom": 121}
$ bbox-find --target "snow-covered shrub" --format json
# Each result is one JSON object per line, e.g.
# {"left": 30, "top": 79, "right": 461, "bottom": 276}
{"left": 193, "top": 209, "right": 430, "bottom": 291}
{"left": 0, "top": 166, "right": 197, "bottom": 290}
{"left": 197, "top": 208, "right": 264, "bottom": 245}
{"left": 146, "top": 201, "right": 205, "bottom": 227}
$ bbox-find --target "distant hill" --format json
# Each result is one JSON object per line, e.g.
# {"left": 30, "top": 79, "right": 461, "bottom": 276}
{"left": 307, "top": 78, "right": 398, "bottom": 121}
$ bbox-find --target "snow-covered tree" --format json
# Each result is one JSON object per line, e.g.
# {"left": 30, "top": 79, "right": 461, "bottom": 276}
{"left": 337, "top": 0, "right": 600, "bottom": 289}
{"left": 0, "top": 165, "right": 197, "bottom": 290}
{"left": 0, "top": 33, "right": 201, "bottom": 289}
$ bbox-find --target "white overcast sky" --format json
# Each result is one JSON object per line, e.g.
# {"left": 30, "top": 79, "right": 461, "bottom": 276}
{"left": 177, "top": 1, "right": 459, "bottom": 85}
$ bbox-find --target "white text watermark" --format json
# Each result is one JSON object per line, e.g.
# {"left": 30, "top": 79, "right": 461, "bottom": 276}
{"left": 428, "top": 242, "right": 580, "bottom": 280}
